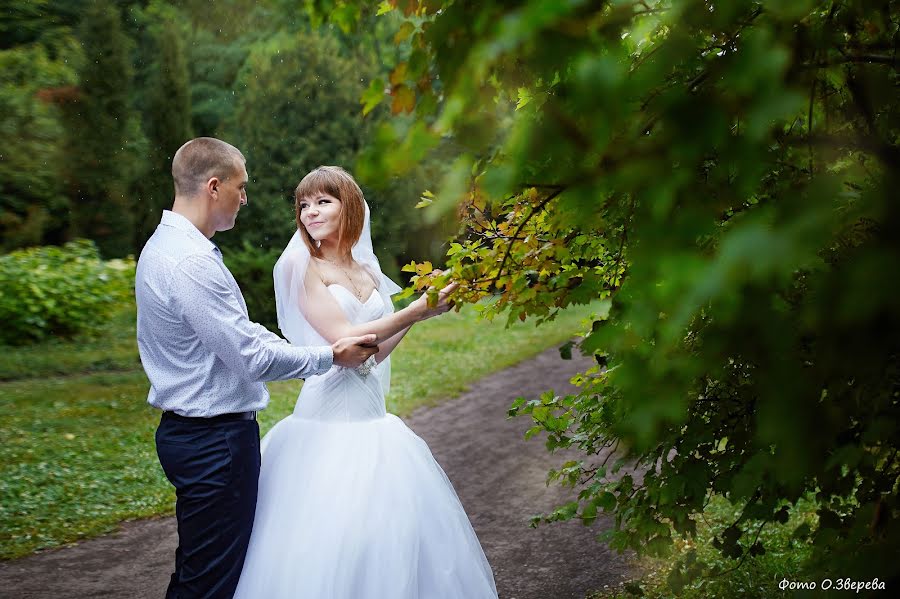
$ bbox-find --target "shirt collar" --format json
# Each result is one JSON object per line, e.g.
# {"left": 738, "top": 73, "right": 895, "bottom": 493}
{"left": 160, "top": 210, "right": 219, "bottom": 253}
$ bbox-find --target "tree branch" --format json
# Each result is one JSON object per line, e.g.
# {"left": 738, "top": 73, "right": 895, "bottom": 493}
{"left": 490, "top": 187, "right": 565, "bottom": 287}
{"left": 804, "top": 54, "right": 899, "bottom": 68}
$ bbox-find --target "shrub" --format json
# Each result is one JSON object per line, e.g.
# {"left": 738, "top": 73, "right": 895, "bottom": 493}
{"left": 0, "top": 240, "right": 135, "bottom": 345}
{"left": 223, "top": 241, "right": 281, "bottom": 333}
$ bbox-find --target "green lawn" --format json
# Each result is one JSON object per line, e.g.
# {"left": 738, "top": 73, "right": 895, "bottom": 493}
{"left": 0, "top": 309, "right": 142, "bottom": 382}
{"left": 0, "top": 302, "right": 598, "bottom": 559}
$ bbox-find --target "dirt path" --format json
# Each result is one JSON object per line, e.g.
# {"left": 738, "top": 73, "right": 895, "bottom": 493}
{"left": 0, "top": 347, "right": 632, "bottom": 599}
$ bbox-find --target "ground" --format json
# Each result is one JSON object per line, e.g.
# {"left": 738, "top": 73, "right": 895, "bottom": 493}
{"left": 0, "top": 347, "right": 633, "bottom": 599}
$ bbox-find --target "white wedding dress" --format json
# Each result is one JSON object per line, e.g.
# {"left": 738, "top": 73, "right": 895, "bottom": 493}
{"left": 234, "top": 283, "right": 499, "bottom": 599}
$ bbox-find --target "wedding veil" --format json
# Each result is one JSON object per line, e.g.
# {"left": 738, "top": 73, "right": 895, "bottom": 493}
{"left": 273, "top": 200, "right": 402, "bottom": 394}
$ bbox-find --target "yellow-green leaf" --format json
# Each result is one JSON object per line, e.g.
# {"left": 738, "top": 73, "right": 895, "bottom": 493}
{"left": 391, "top": 84, "right": 415, "bottom": 114}
{"left": 361, "top": 78, "right": 386, "bottom": 116}
{"left": 389, "top": 62, "right": 408, "bottom": 86}
{"left": 375, "top": 1, "right": 394, "bottom": 16}
{"left": 394, "top": 21, "right": 415, "bottom": 44}
{"left": 516, "top": 87, "right": 533, "bottom": 110}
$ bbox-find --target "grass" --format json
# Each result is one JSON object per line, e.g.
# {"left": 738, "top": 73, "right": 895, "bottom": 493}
{"left": 0, "top": 373, "right": 170, "bottom": 560}
{"left": 0, "top": 308, "right": 141, "bottom": 381}
{"left": 591, "top": 495, "right": 819, "bottom": 599}
{"left": 0, "top": 301, "right": 598, "bottom": 560}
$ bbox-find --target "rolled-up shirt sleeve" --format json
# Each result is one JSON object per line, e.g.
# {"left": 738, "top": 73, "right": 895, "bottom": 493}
{"left": 171, "top": 253, "right": 333, "bottom": 382}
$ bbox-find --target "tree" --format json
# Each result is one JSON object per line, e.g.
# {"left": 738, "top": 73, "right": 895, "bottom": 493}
{"left": 0, "top": 40, "right": 76, "bottom": 252}
{"left": 132, "top": 2, "right": 193, "bottom": 252}
{"left": 219, "top": 30, "right": 374, "bottom": 252}
{"left": 187, "top": 28, "right": 247, "bottom": 137}
{"left": 319, "top": 0, "right": 900, "bottom": 588}
{"left": 0, "top": 0, "right": 80, "bottom": 251}
{"left": 59, "top": 0, "right": 144, "bottom": 257}
{"left": 0, "top": 0, "right": 79, "bottom": 50}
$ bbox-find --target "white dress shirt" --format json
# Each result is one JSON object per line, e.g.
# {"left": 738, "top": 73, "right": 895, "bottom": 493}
{"left": 136, "top": 210, "right": 333, "bottom": 417}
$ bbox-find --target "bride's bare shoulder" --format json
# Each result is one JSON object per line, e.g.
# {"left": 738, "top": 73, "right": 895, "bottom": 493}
{"left": 305, "top": 257, "right": 331, "bottom": 287}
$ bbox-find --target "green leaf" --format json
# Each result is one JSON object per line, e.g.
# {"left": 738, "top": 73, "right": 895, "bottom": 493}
{"left": 375, "top": 0, "right": 393, "bottom": 16}
{"left": 515, "top": 87, "right": 532, "bottom": 110}
{"left": 330, "top": 3, "right": 360, "bottom": 34}
{"left": 361, "top": 78, "right": 386, "bottom": 116}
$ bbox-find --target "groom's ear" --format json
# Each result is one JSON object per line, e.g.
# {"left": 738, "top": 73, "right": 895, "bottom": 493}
{"left": 205, "top": 176, "right": 220, "bottom": 198}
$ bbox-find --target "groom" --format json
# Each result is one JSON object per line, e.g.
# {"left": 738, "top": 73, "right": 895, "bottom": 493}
{"left": 135, "top": 137, "right": 378, "bottom": 598}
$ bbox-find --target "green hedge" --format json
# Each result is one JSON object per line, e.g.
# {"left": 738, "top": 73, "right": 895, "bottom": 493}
{"left": 223, "top": 241, "right": 281, "bottom": 333}
{"left": 0, "top": 240, "right": 135, "bottom": 345}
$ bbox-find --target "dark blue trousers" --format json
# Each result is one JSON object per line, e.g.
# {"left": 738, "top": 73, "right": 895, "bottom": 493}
{"left": 155, "top": 414, "right": 260, "bottom": 599}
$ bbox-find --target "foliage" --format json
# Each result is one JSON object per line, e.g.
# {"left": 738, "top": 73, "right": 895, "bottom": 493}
{"left": 219, "top": 29, "right": 375, "bottom": 252}
{"left": 170, "top": 0, "right": 266, "bottom": 41}
{"left": 0, "top": 2, "right": 80, "bottom": 251}
{"left": 222, "top": 242, "right": 283, "bottom": 332}
{"left": 365, "top": 168, "right": 455, "bottom": 281}
{"left": 0, "top": 301, "right": 596, "bottom": 558}
{"left": 131, "top": 1, "right": 194, "bottom": 252}
{"left": 58, "top": 0, "right": 145, "bottom": 258}
{"left": 2, "top": 0, "right": 439, "bottom": 285}
{"left": 0, "top": 240, "right": 135, "bottom": 346}
{"left": 0, "top": 0, "right": 77, "bottom": 50}
{"left": 320, "top": 0, "right": 900, "bottom": 589}
{"left": 0, "top": 308, "right": 139, "bottom": 381}
{"left": 598, "top": 495, "right": 819, "bottom": 598}
{"left": 187, "top": 28, "right": 248, "bottom": 136}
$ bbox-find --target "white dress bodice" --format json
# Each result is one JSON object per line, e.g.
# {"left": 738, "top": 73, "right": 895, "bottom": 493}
{"left": 292, "top": 284, "right": 388, "bottom": 422}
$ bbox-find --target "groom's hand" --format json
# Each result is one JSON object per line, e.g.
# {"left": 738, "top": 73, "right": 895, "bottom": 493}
{"left": 332, "top": 334, "right": 379, "bottom": 368}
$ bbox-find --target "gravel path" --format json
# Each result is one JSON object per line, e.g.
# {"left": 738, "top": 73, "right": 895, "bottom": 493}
{"left": 0, "top": 347, "right": 632, "bottom": 598}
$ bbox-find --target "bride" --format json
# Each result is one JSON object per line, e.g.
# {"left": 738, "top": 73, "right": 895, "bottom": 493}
{"left": 233, "top": 166, "right": 499, "bottom": 598}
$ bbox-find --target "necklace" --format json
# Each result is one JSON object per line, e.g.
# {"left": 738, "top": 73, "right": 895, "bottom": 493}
{"left": 323, "top": 256, "right": 364, "bottom": 301}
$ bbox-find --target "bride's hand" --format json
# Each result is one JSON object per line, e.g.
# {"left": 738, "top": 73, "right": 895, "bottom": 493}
{"left": 413, "top": 281, "right": 458, "bottom": 321}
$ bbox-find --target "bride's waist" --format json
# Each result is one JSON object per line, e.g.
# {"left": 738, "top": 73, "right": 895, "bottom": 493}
{"left": 295, "top": 371, "right": 386, "bottom": 420}
{"left": 302, "top": 366, "right": 383, "bottom": 387}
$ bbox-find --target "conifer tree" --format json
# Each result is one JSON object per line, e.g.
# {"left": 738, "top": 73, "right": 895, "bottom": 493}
{"left": 134, "top": 13, "right": 192, "bottom": 251}
{"left": 60, "top": 0, "right": 142, "bottom": 257}
{"left": 221, "top": 30, "right": 371, "bottom": 251}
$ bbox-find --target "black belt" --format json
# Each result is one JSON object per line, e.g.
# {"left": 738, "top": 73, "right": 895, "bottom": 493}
{"left": 162, "top": 411, "right": 256, "bottom": 424}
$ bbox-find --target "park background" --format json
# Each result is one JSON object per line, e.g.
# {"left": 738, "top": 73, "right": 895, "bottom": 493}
{"left": 1, "top": 0, "right": 898, "bottom": 597}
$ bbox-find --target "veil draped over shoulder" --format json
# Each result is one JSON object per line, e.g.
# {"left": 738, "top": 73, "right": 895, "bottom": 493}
{"left": 272, "top": 200, "right": 402, "bottom": 394}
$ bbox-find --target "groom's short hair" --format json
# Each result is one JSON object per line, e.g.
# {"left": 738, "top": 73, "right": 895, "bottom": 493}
{"left": 172, "top": 137, "right": 246, "bottom": 197}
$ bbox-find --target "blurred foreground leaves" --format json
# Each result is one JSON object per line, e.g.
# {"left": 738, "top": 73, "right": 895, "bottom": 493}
{"left": 321, "top": 0, "right": 900, "bottom": 588}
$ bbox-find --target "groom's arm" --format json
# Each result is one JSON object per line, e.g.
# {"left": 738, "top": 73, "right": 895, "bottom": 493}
{"left": 172, "top": 254, "right": 333, "bottom": 382}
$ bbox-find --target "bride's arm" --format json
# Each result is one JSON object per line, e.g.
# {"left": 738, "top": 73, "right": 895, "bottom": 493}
{"left": 301, "top": 266, "right": 451, "bottom": 345}
{"left": 372, "top": 325, "right": 412, "bottom": 363}
{"left": 372, "top": 268, "right": 454, "bottom": 362}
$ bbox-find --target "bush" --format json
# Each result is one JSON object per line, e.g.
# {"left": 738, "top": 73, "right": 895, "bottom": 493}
{"left": 0, "top": 240, "right": 135, "bottom": 345}
{"left": 328, "top": 0, "right": 900, "bottom": 588}
{"left": 223, "top": 241, "right": 281, "bottom": 333}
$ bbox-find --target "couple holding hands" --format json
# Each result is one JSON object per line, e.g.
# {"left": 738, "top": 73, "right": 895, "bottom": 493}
{"left": 136, "top": 137, "right": 498, "bottom": 598}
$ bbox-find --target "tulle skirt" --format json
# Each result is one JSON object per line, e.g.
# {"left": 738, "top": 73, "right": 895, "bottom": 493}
{"left": 234, "top": 413, "right": 498, "bottom": 599}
